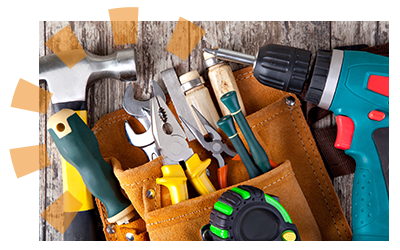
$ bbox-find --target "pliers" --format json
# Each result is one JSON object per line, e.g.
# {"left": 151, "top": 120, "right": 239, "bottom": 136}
{"left": 151, "top": 95, "right": 216, "bottom": 204}
{"left": 180, "top": 106, "right": 238, "bottom": 189}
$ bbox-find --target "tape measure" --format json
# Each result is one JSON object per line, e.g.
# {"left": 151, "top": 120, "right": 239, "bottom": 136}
{"left": 201, "top": 185, "right": 300, "bottom": 241}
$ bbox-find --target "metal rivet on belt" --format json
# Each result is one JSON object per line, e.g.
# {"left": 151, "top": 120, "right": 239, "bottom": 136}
{"left": 286, "top": 96, "right": 296, "bottom": 106}
{"left": 106, "top": 224, "right": 115, "bottom": 234}
{"left": 206, "top": 169, "right": 210, "bottom": 177}
{"left": 126, "top": 232, "right": 135, "bottom": 241}
{"left": 146, "top": 188, "right": 155, "bottom": 199}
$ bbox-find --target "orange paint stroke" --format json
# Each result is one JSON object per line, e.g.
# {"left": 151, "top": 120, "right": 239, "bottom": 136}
{"left": 108, "top": 7, "right": 139, "bottom": 21}
{"left": 167, "top": 17, "right": 206, "bottom": 61}
{"left": 10, "top": 144, "right": 50, "bottom": 178}
{"left": 109, "top": 7, "right": 139, "bottom": 45}
{"left": 11, "top": 79, "right": 52, "bottom": 114}
{"left": 45, "top": 25, "right": 87, "bottom": 69}
{"left": 40, "top": 191, "right": 83, "bottom": 234}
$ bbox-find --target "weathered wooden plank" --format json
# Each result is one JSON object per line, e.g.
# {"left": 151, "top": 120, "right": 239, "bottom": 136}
{"left": 189, "top": 21, "right": 209, "bottom": 77}
{"left": 78, "top": 22, "right": 113, "bottom": 127}
{"left": 40, "top": 21, "right": 72, "bottom": 241}
{"left": 334, "top": 174, "right": 354, "bottom": 227}
{"left": 377, "top": 21, "right": 389, "bottom": 45}
{"left": 273, "top": 21, "right": 331, "bottom": 52}
{"left": 331, "top": 21, "right": 379, "bottom": 47}
{"left": 138, "top": 21, "right": 188, "bottom": 94}
{"left": 39, "top": 20, "right": 47, "bottom": 241}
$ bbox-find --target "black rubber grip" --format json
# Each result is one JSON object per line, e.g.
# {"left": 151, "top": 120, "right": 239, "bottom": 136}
{"left": 64, "top": 210, "right": 98, "bottom": 241}
{"left": 53, "top": 101, "right": 87, "bottom": 113}
{"left": 305, "top": 50, "right": 332, "bottom": 104}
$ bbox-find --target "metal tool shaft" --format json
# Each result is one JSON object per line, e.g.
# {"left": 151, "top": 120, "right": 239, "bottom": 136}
{"left": 203, "top": 48, "right": 255, "bottom": 66}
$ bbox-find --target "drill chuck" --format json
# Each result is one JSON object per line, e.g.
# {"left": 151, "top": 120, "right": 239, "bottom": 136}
{"left": 253, "top": 44, "right": 311, "bottom": 94}
{"left": 205, "top": 45, "right": 311, "bottom": 95}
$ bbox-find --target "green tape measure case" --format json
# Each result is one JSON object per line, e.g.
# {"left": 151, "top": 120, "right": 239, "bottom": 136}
{"left": 201, "top": 185, "right": 300, "bottom": 241}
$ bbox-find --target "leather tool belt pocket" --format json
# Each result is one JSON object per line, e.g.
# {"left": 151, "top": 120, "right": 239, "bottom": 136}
{"left": 92, "top": 66, "right": 352, "bottom": 241}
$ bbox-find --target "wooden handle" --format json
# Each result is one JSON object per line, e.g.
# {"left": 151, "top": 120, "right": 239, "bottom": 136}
{"left": 179, "top": 70, "right": 221, "bottom": 134}
{"left": 204, "top": 51, "right": 247, "bottom": 116}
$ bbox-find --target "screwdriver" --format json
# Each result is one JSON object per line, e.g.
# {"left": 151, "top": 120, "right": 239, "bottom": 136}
{"left": 203, "top": 45, "right": 311, "bottom": 95}
{"left": 217, "top": 115, "right": 261, "bottom": 179}
{"left": 48, "top": 109, "right": 135, "bottom": 225}
{"left": 220, "top": 91, "right": 272, "bottom": 173}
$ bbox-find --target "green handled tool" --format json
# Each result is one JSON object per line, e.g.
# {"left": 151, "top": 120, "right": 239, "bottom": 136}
{"left": 220, "top": 91, "right": 272, "bottom": 173}
{"left": 48, "top": 109, "right": 135, "bottom": 226}
{"left": 217, "top": 115, "right": 261, "bottom": 178}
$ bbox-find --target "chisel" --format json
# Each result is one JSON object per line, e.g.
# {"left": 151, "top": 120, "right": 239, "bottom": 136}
{"left": 48, "top": 109, "right": 135, "bottom": 227}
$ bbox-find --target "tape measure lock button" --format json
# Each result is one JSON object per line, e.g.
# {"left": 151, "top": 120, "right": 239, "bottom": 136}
{"left": 281, "top": 230, "right": 297, "bottom": 241}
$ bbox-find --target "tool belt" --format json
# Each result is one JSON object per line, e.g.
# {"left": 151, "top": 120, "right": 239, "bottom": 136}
{"left": 92, "top": 66, "right": 351, "bottom": 241}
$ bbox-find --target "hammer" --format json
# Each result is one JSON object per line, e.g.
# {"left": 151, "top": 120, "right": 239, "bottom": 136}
{"left": 40, "top": 49, "right": 136, "bottom": 240}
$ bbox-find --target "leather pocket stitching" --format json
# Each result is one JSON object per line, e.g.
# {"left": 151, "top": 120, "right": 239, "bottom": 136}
{"left": 146, "top": 206, "right": 213, "bottom": 226}
{"left": 93, "top": 113, "right": 130, "bottom": 134}
{"left": 145, "top": 168, "right": 294, "bottom": 227}
{"left": 290, "top": 105, "right": 350, "bottom": 240}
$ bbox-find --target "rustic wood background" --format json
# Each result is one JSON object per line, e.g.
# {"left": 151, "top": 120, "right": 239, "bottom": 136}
{"left": 39, "top": 21, "right": 389, "bottom": 241}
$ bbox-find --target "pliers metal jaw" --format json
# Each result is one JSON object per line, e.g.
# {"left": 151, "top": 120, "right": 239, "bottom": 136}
{"left": 150, "top": 96, "right": 216, "bottom": 204}
{"left": 151, "top": 95, "right": 193, "bottom": 165}
{"left": 123, "top": 80, "right": 165, "bottom": 161}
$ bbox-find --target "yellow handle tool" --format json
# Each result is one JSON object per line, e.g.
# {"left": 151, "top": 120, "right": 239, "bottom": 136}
{"left": 185, "top": 154, "right": 215, "bottom": 195}
{"left": 156, "top": 165, "right": 188, "bottom": 205}
{"left": 151, "top": 95, "right": 216, "bottom": 205}
{"left": 156, "top": 154, "right": 215, "bottom": 204}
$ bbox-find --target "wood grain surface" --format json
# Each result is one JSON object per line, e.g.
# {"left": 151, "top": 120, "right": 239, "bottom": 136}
{"left": 39, "top": 21, "right": 389, "bottom": 241}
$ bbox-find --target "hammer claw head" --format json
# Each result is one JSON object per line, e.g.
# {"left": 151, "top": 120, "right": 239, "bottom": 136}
{"left": 39, "top": 48, "right": 137, "bottom": 106}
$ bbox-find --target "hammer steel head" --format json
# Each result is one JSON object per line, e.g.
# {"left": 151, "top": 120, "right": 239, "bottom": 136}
{"left": 39, "top": 49, "right": 137, "bottom": 106}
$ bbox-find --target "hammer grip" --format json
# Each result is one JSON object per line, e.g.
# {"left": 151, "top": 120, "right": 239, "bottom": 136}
{"left": 48, "top": 109, "right": 134, "bottom": 224}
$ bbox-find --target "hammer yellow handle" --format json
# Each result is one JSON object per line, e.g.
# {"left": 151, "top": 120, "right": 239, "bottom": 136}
{"left": 61, "top": 110, "right": 94, "bottom": 212}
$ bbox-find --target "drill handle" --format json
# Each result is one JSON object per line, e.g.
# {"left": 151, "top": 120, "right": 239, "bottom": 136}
{"left": 347, "top": 130, "right": 389, "bottom": 241}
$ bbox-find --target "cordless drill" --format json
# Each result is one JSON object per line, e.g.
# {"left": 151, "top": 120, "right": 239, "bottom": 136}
{"left": 206, "top": 44, "right": 389, "bottom": 241}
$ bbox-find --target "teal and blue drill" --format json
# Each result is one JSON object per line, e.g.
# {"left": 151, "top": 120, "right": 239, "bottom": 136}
{"left": 305, "top": 49, "right": 389, "bottom": 241}
{"left": 206, "top": 44, "right": 389, "bottom": 241}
